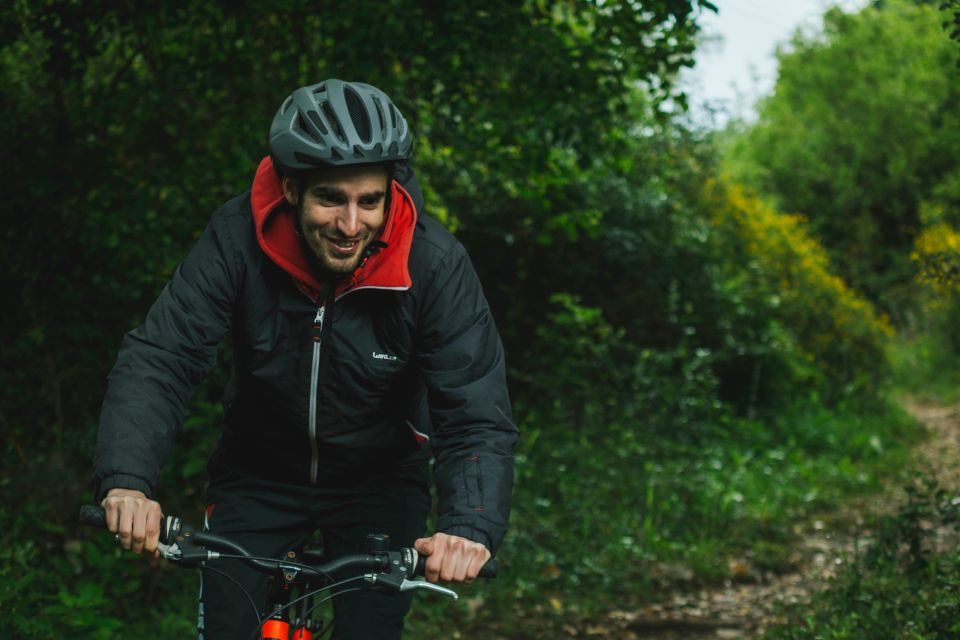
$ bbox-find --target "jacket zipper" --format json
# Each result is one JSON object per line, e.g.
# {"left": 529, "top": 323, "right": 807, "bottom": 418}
{"left": 308, "top": 305, "right": 324, "bottom": 484}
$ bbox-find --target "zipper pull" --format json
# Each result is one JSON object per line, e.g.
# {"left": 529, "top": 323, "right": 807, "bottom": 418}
{"left": 314, "top": 307, "right": 325, "bottom": 324}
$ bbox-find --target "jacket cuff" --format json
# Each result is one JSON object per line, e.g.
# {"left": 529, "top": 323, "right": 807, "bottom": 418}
{"left": 95, "top": 473, "right": 154, "bottom": 503}
{"left": 437, "top": 524, "right": 493, "bottom": 553}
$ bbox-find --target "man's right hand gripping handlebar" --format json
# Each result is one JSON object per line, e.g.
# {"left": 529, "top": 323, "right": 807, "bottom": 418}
{"left": 100, "top": 488, "right": 163, "bottom": 563}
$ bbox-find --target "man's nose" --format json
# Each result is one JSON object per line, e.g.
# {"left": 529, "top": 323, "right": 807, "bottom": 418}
{"left": 337, "top": 203, "right": 361, "bottom": 238}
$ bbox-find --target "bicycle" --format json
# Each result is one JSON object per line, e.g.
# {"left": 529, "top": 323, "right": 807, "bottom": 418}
{"left": 78, "top": 505, "right": 497, "bottom": 639}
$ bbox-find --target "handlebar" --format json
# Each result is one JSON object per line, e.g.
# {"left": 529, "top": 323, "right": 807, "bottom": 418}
{"left": 78, "top": 504, "right": 499, "bottom": 583}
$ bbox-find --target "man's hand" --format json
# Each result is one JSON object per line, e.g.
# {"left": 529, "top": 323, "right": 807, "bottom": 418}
{"left": 101, "top": 488, "right": 163, "bottom": 561}
{"left": 413, "top": 532, "right": 491, "bottom": 584}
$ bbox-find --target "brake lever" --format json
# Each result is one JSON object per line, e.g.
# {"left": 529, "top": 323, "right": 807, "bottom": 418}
{"left": 363, "top": 548, "right": 459, "bottom": 600}
{"left": 158, "top": 541, "right": 180, "bottom": 561}
{"left": 398, "top": 578, "right": 458, "bottom": 600}
{"left": 363, "top": 572, "right": 459, "bottom": 601}
{"left": 157, "top": 516, "right": 218, "bottom": 565}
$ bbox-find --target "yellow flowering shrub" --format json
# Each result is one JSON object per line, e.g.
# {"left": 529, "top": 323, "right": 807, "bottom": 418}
{"left": 912, "top": 222, "right": 960, "bottom": 294}
{"left": 707, "top": 180, "right": 893, "bottom": 387}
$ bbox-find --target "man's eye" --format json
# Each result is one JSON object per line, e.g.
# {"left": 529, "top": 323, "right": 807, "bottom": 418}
{"left": 314, "top": 191, "right": 344, "bottom": 205}
{"left": 360, "top": 197, "right": 381, "bottom": 208}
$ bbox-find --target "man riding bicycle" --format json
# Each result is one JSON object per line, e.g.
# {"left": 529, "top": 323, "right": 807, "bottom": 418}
{"left": 92, "top": 79, "right": 517, "bottom": 639}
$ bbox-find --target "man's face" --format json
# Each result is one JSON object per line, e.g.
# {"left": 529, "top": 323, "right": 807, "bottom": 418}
{"left": 283, "top": 165, "right": 389, "bottom": 276}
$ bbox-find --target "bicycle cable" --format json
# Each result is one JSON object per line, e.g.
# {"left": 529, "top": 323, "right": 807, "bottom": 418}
{"left": 302, "top": 587, "right": 364, "bottom": 632}
{"left": 248, "top": 576, "right": 365, "bottom": 640}
{"left": 212, "top": 552, "right": 336, "bottom": 581}
{"left": 203, "top": 564, "right": 262, "bottom": 627}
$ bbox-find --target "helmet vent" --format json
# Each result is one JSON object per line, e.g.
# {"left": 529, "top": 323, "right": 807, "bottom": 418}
{"left": 389, "top": 104, "right": 398, "bottom": 129}
{"left": 345, "top": 86, "right": 372, "bottom": 143}
{"left": 321, "top": 102, "right": 346, "bottom": 144}
{"left": 306, "top": 110, "right": 328, "bottom": 136}
{"left": 373, "top": 97, "right": 388, "bottom": 140}
{"left": 295, "top": 113, "right": 315, "bottom": 140}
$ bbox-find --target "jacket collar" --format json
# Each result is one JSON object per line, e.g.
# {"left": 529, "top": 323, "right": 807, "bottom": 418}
{"left": 250, "top": 156, "right": 416, "bottom": 301}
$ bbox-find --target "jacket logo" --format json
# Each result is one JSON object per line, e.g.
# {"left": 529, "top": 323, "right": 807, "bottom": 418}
{"left": 372, "top": 351, "right": 398, "bottom": 361}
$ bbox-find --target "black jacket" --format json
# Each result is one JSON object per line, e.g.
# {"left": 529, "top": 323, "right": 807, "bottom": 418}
{"left": 93, "top": 160, "right": 517, "bottom": 551}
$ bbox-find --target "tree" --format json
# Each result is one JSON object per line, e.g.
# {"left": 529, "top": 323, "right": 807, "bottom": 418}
{"left": 723, "top": 0, "right": 960, "bottom": 314}
{"left": 939, "top": 0, "right": 960, "bottom": 66}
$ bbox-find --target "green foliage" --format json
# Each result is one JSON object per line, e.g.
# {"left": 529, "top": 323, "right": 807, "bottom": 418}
{"left": 408, "top": 389, "right": 920, "bottom": 637}
{"left": 940, "top": 0, "right": 960, "bottom": 66}
{"left": 765, "top": 476, "right": 960, "bottom": 640}
{"left": 889, "top": 309, "right": 960, "bottom": 404}
{"left": 0, "top": 1, "right": 722, "bottom": 636}
{"left": 913, "top": 222, "right": 960, "bottom": 293}
{"left": 518, "top": 290, "right": 727, "bottom": 442}
{"left": 0, "top": 0, "right": 715, "bottom": 478}
{"left": 0, "top": 497, "right": 196, "bottom": 639}
{"left": 0, "top": 0, "right": 936, "bottom": 637}
{"left": 417, "top": 290, "right": 917, "bottom": 636}
{"left": 703, "top": 179, "right": 893, "bottom": 405}
{"left": 724, "top": 0, "right": 960, "bottom": 311}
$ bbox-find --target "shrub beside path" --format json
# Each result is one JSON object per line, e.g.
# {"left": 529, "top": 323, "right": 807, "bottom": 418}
{"left": 569, "top": 398, "right": 960, "bottom": 640}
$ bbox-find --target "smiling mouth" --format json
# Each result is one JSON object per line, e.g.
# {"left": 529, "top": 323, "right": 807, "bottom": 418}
{"left": 327, "top": 237, "right": 362, "bottom": 256}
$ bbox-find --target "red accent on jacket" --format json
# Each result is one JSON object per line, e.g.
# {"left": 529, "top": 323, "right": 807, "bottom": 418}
{"left": 250, "top": 156, "right": 416, "bottom": 301}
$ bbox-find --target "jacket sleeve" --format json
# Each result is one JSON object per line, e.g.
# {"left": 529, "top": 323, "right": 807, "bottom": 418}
{"left": 416, "top": 242, "right": 518, "bottom": 553}
{"left": 93, "top": 212, "right": 241, "bottom": 501}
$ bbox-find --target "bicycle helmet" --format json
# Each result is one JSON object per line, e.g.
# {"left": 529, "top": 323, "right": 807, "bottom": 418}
{"left": 268, "top": 79, "right": 412, "bottom": 174}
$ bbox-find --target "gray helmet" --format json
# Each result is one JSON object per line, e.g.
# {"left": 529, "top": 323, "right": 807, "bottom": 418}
{"left": 268, "top": 79, "right": 412, "bottom": 172}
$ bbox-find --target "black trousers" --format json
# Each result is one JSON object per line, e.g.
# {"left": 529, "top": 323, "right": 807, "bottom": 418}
{"left": 196, "top": 462, "right": 431, "bottom": 640}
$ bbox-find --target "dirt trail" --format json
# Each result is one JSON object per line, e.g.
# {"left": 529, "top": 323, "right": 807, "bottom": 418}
{"left": 571, "top": 399, "right": 960, "bottom": 640}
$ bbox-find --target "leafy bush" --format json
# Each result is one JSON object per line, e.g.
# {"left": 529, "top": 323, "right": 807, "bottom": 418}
{"left": 913, "top": 222, "right": 960, "bottom": 294}
{"left": 899, "top": 222, "right": 960, "bottom": 399}
{"left": 766, "top": 476, "right": 960, "bottom": 640}
{"left": 418, "top": 294, "right": 919, "bottom": 639}
{"left": 704, "top": 180, "right": 893, "bottom": 404}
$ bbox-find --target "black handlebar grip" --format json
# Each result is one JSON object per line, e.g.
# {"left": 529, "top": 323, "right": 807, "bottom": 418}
{"left": 78, "top": 505, "right": 107, "bottom": 529}
{"left": 477, "top": 558, "right": 498, "bottom": 579}
{"left": 415, "top": 555, "right": 499, "bottom": 579}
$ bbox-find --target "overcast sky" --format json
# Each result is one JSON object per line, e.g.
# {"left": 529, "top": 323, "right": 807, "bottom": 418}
{"left": 681, "top": 0, "right": 870, "bottom": 127}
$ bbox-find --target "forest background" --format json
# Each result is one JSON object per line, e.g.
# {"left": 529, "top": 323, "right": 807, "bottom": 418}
{"left": 2, "top": 0, "right": 960, "bottom": 637}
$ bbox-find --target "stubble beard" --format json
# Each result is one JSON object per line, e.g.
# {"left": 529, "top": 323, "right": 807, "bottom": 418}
{"left": 307, "top": 230, "right": 372, "bottom": 277}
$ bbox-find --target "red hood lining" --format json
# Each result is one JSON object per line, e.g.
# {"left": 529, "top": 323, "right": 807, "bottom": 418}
{"left": 250, "top": 156, "right": 417, "bottom": 302}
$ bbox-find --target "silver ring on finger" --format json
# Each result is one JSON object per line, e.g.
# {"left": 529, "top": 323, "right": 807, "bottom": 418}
{"left": 114, "top": 533, "right": 121, "bottom": 543}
